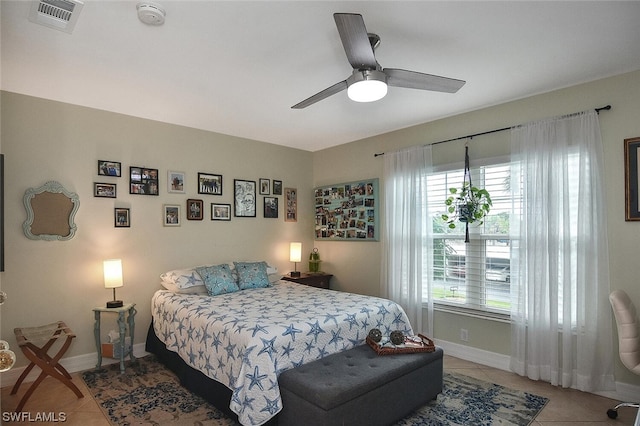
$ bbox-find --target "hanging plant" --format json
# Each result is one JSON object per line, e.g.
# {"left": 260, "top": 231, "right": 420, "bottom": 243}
{"left": 440, "top": 145, "right": 492, "bottom": 242}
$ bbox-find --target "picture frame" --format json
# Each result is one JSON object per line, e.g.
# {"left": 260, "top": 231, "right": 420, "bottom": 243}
{"left": 168, "top": 170, "right": 185, "bottom": 193}
{"left": 211, "top": 203, "right": 231, "bottom": 221}
{"left": 198, "top": 172, "right": 223, "bottom": 195}
{"left": 259, "top": 178, "right": 270, "bottom": 195}
{"left": 0, "top": 154, "right": 3, "bottom": 272}
{"left": 264, "top": 196, "right": 278, "bottom": 218}
{"left": 273, "top": 180, "right": 283, "bottom": 195}
{"left": 186, "top": 199, "right": 203, "bottom": 220}
{"left": 163, "top": 204, "right": 181, "bottom": 226}
{"left": 94, "top": 182, "right": 117, "bottom": 198}
{"left": 130, "top": 166, "right": 159, "bottom": 195}
{"left": 625, "top": 136, "right": 640, "bottom": 221}
{"left": 114, "top": 208, "right": 130, "bottom": 228}
{"left": 234, "top": 179, "right": 256, "bottom": 217}
{"left": 314, "top": 178, "right": 379, "bottom": 241}
{"left": 284, "top": 187, "right": 297, "bottom": 222}
{"left": 98, "top": 160, "right": 121, "bottom": 177}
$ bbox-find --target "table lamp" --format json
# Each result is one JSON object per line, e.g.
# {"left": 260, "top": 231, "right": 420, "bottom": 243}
{"left": 289, "top": 242, "right": 302, "bottom": 277}
{"left": 104, "top": 259, "right": 124, "bottom": 308}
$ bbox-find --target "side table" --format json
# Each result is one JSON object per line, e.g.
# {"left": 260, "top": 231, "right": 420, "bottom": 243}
{"left": 93, "top": 303, "right": 136, "bottom": 374}
{"left": 282, "top": 273, "right": 333, "bottom": 289}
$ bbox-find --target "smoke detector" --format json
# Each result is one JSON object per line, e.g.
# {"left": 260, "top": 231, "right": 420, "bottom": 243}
{"left": 137, "top": 2, "right": 165, "bottom": 26}
{"left": 29, "top": 0, "right": 84, "bottom": 33}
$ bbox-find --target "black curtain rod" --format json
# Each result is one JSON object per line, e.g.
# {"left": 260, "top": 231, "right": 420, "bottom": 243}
{"left": 373, "top": 105, "right": 611, "bottom": 157}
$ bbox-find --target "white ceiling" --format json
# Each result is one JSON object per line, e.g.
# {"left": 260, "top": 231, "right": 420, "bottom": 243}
{"left": 2, "top": 1, "right": 640, "bottom": 152}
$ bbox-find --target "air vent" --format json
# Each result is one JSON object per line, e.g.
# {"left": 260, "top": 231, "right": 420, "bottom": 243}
{"left": 29, "top": 0, "right": 84, "bottom": 34}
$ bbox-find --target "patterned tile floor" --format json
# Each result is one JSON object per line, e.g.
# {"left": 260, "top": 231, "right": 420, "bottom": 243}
{"left": 0, "top": 355, "right": 635, "bottom": 425}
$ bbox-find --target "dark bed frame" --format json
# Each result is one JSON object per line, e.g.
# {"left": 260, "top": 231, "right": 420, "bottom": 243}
{"left": 145, "top": 322, "right": 279, "bottom": 424}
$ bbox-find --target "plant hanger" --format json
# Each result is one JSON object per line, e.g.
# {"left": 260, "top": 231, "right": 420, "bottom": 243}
{"left": 461, "top": 144, "right": 473, "bottom": 242}
{"left": 442, "top": 143, "right": 492, "bottom": 243}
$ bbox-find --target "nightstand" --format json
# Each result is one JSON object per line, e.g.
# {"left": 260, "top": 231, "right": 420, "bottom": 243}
{"left": 282, "top": 273, "right": 333, "bottom": 289}
{"left": 93, "top": 303, "right": 136, "bottom": 374}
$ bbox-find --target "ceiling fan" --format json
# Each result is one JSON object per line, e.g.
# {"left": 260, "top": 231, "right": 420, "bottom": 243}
{"left": 292, "top": 13, "right": 466, "bottom": 109}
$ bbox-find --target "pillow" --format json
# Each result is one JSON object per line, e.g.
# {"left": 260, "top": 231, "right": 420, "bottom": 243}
{"left": 233, "top": 261, "right": 270, "bottom": 290}
{"left": 268, "top": 273, "right": 282, "bottom": 284}
{"left": 196, "top": 264, "right": 240, "bottom": 296}
{"left": 160, "top": 268, "right": 205, "bottom": 291}
{"left": 160, "top": 282, "right": 208, "bottom": 294}
{"left": 266, "top": 265, "right": 278, "bottom": 275}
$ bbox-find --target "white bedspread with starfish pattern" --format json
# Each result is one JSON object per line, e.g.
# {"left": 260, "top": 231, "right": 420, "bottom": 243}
{"left": 151, "top": 280, "right": 413, "bottom": 426}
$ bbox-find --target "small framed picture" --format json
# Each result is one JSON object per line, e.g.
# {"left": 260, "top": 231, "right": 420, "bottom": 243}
{"left": 163, "top": 204, "right": 181, "bottom": 226}
{"left": 264, "top": 197, "right": 278, "bottom": 218}
{"left": 130, "top": 166, "right": 159, "bottom": 195}
{"left": 187, "top": 199, "right": 203, "bottom": 220}
{"left": 273, "top": 180, "right": 283, "bottom": 195}
{"left": 98, "top": 160, "right": 121, "bottom": 177}
{"left": 234, "top": 179, "right": 256, "bottom": 217}
{"left": 94, "top": 182, "right": 117, "bottom": 198}
{"left": 285, "top": 187, "right": 297, "bottom": 222}
{"left": 259, "top": 178, "right": 270, "bottom": 195}
{"left": 198, "top": 172, "right": 223, "bottom": 195}
{"left": 168, "top": 171, "right": 185, "bottom": 193}
{"left": 114, "top": 208, "right": 130, "bottom": 228}
{"left": 211, "top": 203, "right": 231, "bottom": 221}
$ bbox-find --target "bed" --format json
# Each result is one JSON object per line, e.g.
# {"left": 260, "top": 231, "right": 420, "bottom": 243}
{"left": 147, "top": 275, "right": 413, "bottom": 426}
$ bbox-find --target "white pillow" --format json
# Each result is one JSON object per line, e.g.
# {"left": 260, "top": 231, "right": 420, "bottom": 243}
{"left": 160, "top": 282, "right": 208, "bottom": 294}
{"left": 267, "top": 265, "right": 278, "bottom": 275}
{"left": 268, "top": 273, "right": 282, "bottom": 284}
{"left": 160, "top": 268, "right": 206, "bottom": 293}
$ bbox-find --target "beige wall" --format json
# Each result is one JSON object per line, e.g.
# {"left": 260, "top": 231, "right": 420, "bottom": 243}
{"left": 2, "top": 70, "right": 639, "bottom": 388}
{"left": 0, "top": 91, "right": 314, "bottom": 365}
{"left": 313, "top": 70, "right": 640, "bottom": 387}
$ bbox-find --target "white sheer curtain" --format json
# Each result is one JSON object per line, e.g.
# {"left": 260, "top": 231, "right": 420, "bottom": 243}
{"left": 382, "top": 145, "right": 433, "bottom": 335}
{"left": 509, "top": 110, "right": 615, "bottom": 392}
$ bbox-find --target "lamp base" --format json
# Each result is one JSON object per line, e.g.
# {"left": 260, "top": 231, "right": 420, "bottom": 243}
{"left": 290, "top": 271, "right": 301, "bottom": 278}
{"left": 107, "top": 300, "right": 123, "bottom": 308}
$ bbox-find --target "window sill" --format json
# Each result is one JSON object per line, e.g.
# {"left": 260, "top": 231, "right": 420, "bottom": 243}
{"left": 425, "top": 302, "right": 510, "bottom": 323}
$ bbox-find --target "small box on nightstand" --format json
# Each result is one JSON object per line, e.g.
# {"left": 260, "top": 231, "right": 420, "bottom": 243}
{"left": 101, "top": 337, "right": 131, "bottom": 358}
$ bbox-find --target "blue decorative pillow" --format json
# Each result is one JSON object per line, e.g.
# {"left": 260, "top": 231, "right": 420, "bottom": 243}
{"left": 233, "top": 261, "right": 270, "bottom": 290}
{"left": 195, "top": 264, "right": 239, "bottom": 296}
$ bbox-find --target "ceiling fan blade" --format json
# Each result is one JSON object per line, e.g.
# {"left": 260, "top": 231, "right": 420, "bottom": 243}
{"left": 384, "top": 68, "right": 466, "bottom": 93}
{"left": 333, "top": 13, "right": 378, "bottom": 70}
{"left": 291, "top": 80, "right": 348, "bottom": 109}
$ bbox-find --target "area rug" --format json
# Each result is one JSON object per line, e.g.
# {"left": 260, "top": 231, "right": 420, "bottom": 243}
{"left": 82, "top": 355, "right": 548, "bottom": 426}
{"left": 397, "top": 372, "right": 548, "bottom": 426}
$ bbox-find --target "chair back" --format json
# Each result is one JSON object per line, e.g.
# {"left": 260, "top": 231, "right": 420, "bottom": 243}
{"left": 610, "top": 290, "right": 640, "bottom": 375}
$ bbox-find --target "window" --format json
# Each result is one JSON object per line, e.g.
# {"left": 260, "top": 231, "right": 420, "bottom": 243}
{"left": 425, "top": 160, "right": 519, "bottom": 316}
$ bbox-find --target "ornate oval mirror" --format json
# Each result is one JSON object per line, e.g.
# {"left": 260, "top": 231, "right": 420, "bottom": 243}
{"left": 23, "top": 181, "right": 80, "bottom": 241}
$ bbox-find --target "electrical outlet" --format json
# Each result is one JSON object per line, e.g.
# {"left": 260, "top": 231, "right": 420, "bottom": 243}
{"left": 460, "top": 328, "right": 469, "bottom": 342}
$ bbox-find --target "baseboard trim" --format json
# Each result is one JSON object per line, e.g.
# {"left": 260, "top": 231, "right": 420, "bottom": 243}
{"left": 2, "top": 340, "right": 638, "bottom": 404}
{"left": 0, "top": 343, "right": 148, "bottom": 388}
{"left": 436, "top": 339, "right": 512, "bottom": 371}
{"left": 435, "top": 338, "right": 640, "bottom": 403}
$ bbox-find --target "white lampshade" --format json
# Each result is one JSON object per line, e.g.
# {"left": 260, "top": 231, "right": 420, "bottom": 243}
{"left": 103, "top": 259, "right": 123, "bottom": 289}
{"left": 289, "top": 242, "right": 302, "bottom": 263}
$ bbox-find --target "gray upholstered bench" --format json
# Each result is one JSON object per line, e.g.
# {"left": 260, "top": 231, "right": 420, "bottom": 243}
{"left": 277, "top": 344, "right": 444, "bottom": 426}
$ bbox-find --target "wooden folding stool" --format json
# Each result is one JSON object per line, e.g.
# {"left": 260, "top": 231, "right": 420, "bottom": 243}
{"left": 11, "top": 321, "right": 83, "bottom": 411}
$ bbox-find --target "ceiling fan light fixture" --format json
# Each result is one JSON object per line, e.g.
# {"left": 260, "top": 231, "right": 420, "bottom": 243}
{"left": 347, "top": 70, "right": 387, "bottom": 103}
